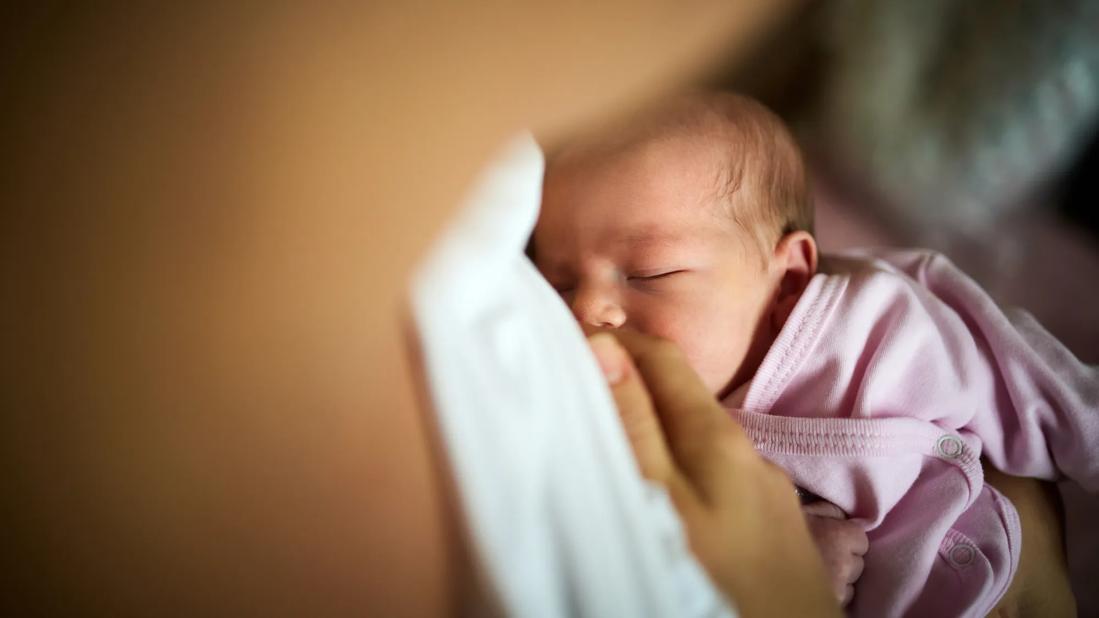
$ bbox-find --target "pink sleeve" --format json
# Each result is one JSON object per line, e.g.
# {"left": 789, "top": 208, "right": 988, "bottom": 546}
{"left": 881, "top": 249, "right": 1099, "bottom": 490}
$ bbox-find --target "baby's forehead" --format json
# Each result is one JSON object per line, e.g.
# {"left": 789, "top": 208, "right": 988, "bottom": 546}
{"left": 553, "top": 101, "right": 783, "bottom": 179}
{"left": 552, "top": 129, "right": 769, "bottom": 213}
{"left": 547, "top": 136, "right": 727, "bottom": 208}
{"left": 549, "top": 129, "right": 735, "bottom": 184}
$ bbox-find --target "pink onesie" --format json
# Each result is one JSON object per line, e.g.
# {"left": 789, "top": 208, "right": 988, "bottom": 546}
{"left": 722, "top": 248, "right": 1099, "bottom": 617}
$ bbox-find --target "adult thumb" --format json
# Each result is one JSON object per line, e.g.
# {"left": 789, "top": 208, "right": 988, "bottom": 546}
{"left": 589, "top": 333, "right": 675, "bottom": 486}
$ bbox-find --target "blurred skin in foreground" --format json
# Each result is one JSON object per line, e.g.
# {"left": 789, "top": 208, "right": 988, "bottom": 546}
{"left": 0, "top": 2, "right": 1073, "bottom": 615}
{"left": 589, "top": 330, "right": 839, "bottom": 616}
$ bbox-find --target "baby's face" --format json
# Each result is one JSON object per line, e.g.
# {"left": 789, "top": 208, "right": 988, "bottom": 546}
{"left": 533, "top": 137, "right": 779, "bottom": 396}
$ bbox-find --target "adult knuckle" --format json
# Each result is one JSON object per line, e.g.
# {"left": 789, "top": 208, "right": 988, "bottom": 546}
{"left": 710, "top": 420, "right": 749, "bottom": 458}
{"left": 759, "top": 457, "right": 790, "bottom": 481}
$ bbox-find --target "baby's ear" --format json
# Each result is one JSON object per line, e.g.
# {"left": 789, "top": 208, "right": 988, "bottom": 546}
{"left": 774, "top": 230, "right": 818, "bottom": 283}
{"left": 770, "top": 231, "right": 818, "bottom": 329}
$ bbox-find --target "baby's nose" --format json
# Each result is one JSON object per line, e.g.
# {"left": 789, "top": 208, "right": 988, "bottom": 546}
{"left": 571, "top": 287, "right": 626, "bottom": 329}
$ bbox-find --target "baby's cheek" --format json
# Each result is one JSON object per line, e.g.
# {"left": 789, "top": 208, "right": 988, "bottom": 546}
{"left": 627, "top": 299, "right": 743, "bottom": 390}
{"left": 633, "top": 312, "right": 713, "bottom": 373}
{"left": 678, "top": 319, "right": 752, "bottom": 392}
{"left": 625, "top": 308, "right": 682, "bottom": 345}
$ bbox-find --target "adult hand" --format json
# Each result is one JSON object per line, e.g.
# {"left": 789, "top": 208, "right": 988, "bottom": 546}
{"left": 984, "top": 464, "right": 1076, "bottom": 617}
{"left": 588, "top": 330, "right": 841, "bottom": 618}
{"left": 802, "top": 500, "right": 868, "bottom": 607}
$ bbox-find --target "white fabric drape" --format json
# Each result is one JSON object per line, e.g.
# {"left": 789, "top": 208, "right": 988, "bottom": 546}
{"left": 410, "top": 134, "right": 732, "bottom": 617}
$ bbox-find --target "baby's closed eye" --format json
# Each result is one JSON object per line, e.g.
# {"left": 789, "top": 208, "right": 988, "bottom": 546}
{"left": 627, "top": 269, "right": 688, "bottom": 291}
{"left": 539, "top": 268, "right": 689, "bottom": 297}
{"left": 627, "top": 269, "right": 686, "bottom": 281}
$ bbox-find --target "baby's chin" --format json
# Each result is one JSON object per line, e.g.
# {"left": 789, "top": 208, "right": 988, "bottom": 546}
{"left": 695, "top": 367, "right": 736, "bottom": 400}
{"left": 697, "top": 360, "right": 755, "bottom": 401}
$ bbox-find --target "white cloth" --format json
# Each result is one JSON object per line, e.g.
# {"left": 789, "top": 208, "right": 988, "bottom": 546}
{"left": 410, "top": 134, "right": 731, "bottom": 617}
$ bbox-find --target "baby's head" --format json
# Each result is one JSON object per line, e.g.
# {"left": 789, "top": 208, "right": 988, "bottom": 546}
{"left": 532, "top": 93, "right": 817, "bottom": 396}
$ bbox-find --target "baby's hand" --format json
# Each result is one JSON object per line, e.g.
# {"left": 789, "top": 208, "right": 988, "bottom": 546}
{"left": 802, "top": 500, "right": 868, "bottom": 607}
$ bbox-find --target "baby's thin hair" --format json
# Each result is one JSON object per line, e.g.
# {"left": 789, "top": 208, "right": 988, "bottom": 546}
{"left": 653, "top": 93, "right": 813, "bottom": 257}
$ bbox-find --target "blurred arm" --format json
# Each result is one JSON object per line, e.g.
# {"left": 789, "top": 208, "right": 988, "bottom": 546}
{"left": 985, "top": 465, "right": 1076, "bottom": 617}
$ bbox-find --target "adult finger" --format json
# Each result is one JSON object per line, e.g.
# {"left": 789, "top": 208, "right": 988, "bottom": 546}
{"left": 588, "top": 333, "right": 686, "bottom": 501}
{"left": 589, "top": 333, "right": 671, "bottom": 481}
{"left": 608, "top": 330, "right": 750, "bottom": 498}
{"left": 591, "top": 334, "right": 841, "bottom": 616}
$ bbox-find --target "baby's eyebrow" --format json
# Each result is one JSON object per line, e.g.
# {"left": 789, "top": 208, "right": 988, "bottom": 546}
{"left": 614, "top": 229, "right": 688, "bottom": 249}
{"left": 531, "top": 252, "right": 571, "bottom": 278}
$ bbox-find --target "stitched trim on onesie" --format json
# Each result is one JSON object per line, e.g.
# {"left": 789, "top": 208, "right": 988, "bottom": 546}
{"left": 743, "top": 274, "right": 847, "bottom": 414}
{"left": 728, "top": 409, "right": 985, "bottom": 501}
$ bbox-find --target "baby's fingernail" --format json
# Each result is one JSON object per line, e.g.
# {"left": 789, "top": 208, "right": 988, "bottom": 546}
{"left": 589, "top": 333, "right": 625, "bottom": 385}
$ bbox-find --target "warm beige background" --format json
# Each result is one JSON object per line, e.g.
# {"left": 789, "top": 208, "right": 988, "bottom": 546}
{"left": 0, "top": 3, "right": 798, "bottom": 614}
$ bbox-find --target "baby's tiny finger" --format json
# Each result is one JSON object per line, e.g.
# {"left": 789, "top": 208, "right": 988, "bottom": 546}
{"left": 847, "top": 554, "right": 865, "bottom": 585}
{"left": 851, "top": 529, "right": 869, "bottom": 556}
{"left": 801, "top": 500, "right": 845, "bottom": 520}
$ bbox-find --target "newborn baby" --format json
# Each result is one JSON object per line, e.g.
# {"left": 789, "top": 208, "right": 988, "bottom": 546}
{"left": 531, "top": 93, "right": 1099, "bottom": 616}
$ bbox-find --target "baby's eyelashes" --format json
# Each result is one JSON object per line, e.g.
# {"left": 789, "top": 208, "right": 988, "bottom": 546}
{"left": 626, "top": 269, "right": 687, "bottom": 291}
{"left": 626, "top": 269, "right": 685, "bottom": 282}
{"left": 545, "top": 269, "right": 686, "bottom": 297}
